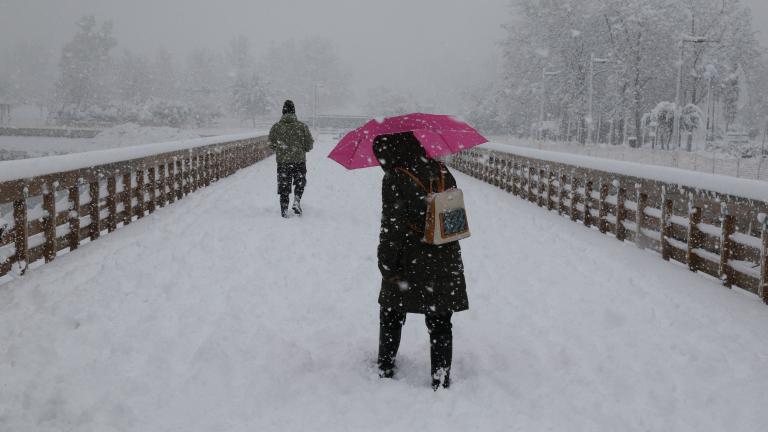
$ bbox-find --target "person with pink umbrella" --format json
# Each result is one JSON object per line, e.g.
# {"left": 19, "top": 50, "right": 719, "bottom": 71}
{"left": 330, "top": 114, "right": 486, "bottom": 390}
{"left": 373, "top": 131, "right": 470, "bottom": 390}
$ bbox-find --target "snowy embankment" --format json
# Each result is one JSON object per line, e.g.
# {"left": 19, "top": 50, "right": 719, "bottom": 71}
{"left": 482, "top": 142, "right": 768, "bottom": 202}
{"left": 0, "top": 123, "right": 269, "bottom": 163}
{"left": 1, "top": 136, "right": 768, "bottom": 431}
{"left": 0, "top": 131, "right": 265, "bottom": 182}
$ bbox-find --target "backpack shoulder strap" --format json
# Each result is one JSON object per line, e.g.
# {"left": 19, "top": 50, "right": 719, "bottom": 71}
{"left": 395, "top": 167, "right": 427, "bottom": 191}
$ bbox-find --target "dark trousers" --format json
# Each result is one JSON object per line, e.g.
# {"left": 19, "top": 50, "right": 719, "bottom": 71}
{"left": 277, "top": 162, "right": 307, "bottom": 208}
{"left": 378, "top": 307, "right": 453, "bottom": 376}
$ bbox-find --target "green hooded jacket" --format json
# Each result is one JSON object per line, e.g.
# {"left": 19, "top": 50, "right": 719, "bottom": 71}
{"left": 268, "top": 114, "right": 314, "bottom": 164}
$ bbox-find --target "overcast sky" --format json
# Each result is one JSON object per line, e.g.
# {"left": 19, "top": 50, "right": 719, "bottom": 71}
{"left": 1, "top": 0, "right": 766, "bottom": 110}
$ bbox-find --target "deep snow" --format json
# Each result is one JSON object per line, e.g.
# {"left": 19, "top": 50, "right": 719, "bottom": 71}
{"left": 1, "top": 136, "right": 768, "bottom": 431}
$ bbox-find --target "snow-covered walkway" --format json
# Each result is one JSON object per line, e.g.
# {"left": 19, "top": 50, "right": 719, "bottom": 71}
{"left": 2, "top": 136, "right": 768, "bottom": 432}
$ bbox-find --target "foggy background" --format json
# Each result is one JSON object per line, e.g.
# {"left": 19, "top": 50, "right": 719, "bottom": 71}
{"left": 1, "top": 0, "right": 767, "bottom": 135}
{"left": 0, "top": 0, "right": 511, "bottom": 114}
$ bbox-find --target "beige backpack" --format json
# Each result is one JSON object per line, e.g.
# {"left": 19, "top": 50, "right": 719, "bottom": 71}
{"left": 396, "top": 166, "right": 471, "bottom": 245}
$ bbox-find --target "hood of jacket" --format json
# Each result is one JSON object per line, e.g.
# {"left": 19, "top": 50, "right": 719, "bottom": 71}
{"left": 372, "top": 131, "right": 430, "bottom": 174}
{"left": 279, "top": 113, "right": 299, "bottom": 124}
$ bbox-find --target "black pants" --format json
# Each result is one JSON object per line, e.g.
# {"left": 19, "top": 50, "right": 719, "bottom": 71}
{"left": 277, "top": 162, "right": 307, "bottom": 207}
{"left": 378, "top": 307, "right": 453, "bottom": 376}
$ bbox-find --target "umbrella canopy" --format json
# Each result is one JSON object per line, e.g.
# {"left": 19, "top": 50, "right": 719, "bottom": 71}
{"left": 328, "top": 113, "right": 488, "bottom": 170}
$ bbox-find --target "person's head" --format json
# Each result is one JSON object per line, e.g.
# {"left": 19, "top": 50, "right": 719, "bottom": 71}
{"left": 373, "top": 131, "right": 429, "bottom": 172}
{"left": 282, "top": 100, "right": 296, "bottom": 115}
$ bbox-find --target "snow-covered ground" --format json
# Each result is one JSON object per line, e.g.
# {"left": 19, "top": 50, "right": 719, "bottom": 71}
{"left": 0, "top": 123, "right": 270, "bottom": 161}
{"left": 1, "top": 136, "right": 768, "bottom": 431}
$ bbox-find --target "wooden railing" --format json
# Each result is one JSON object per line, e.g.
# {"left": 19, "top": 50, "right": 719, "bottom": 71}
{"left": 0, "top": 136, "right": 271, "bottom": 280}
{"left": 450, "top": 148, "right": 768, "bottom": 305}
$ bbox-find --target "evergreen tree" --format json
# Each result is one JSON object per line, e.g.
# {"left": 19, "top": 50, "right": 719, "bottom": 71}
{"left": 55, "top": 16, "right": 117, "bottom": 110}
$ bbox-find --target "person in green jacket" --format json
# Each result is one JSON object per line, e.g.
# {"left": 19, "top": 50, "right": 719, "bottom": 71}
{"left": 268, "top": 100, "right": 314, "bottom": 218}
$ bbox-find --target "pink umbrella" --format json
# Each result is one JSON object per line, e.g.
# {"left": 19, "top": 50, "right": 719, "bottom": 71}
{"left": 328, "top": 113, "right": 488, "bottom": 170}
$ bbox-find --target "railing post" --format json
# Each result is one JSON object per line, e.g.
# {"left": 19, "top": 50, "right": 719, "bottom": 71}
{"left": 167, "top": 161, "right": 176, "bottom": 204}
{"left": 635, "top": 192, "right": 648, "bottom": 249}
{"left": 193, "top": 155, "right": 201, "bottom": 191}
{"left": 598, "top": 181, "right": 608, "bottom": 233}
{"left": 135, "top": 166, "right": 145, "bottom": 219}
{"left": 504, "top": 160, "right": 513, "bottom": 193}
{"left": 527, "top": 166, "right": 535, "bottom": 203}
{"left": 106, "top": 175, "right": 117, "bottom": 232}
{"left": 88, "top": 180, "right": 100, "bottom": 241}
{"left": 569, "top": 175, "right": 579, "bottom": 222}
{"left": 147, "top": 166, "right": 157, "bottom": 214}
{"left": 204, "top": 153, "right": 211, "bottom": 187}
{"left": 660, "top": 199, "right": 673, "bottom": 260}
{"left": 583, "top": 178, "right": 593, "bottom": 228}
{"left": 224, "top": 149, "right": 231, "bottom": 177}
{"left": 184, "top": 155, "right": 191, "bottom": 196}
{"left": 175, "top": 159, "right": 183, "bottom": 200}
{"left": 211, "top": 148, "right": 221, "bottom": 181}
{"left": 719, "top": 213, "right": 735, "bottom": 287}
{"left": 122, "top": 172, "right": 133, "bottom": 224}
{"left": 687, "top": 206, "right": 703, "bottom": 272}
{"left": 536, "top": 168, "right": 545, "bottom": 207}
{"left": 13, "top": 195, "right": 29, "bottom": 274}
{"left": 760, "top": 216, "right": 767, "bottom": 304}
{"left": 42, "top": 182, "right": 57, "bottom": 262}
{"left": 546, "top": 170, "right": 555, "bottom": 211}
{"left": 487, "top": 155, "right": 499, "bottom": 186}
{"left": 157, "top": 163, "right": 167, "bottom": 208}
{"left": 68, "top": 184, "right": 80, "bottom": 251}
{"left": 511, "top": 161, "right": 519, "bottom": 197}
{"left": 558, "top": 172, "right": 567, "bottom": 215}
{"left": 616, "top": 187, "right": 627, "bottom": 242}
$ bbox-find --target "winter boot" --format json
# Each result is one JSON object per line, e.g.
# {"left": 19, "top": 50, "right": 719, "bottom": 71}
{"left": 378, "top": 363, "right": 395, "bottom": 379}
{"left": 292, "top": 196, "right": 302, "bottom": 216}
{"left": 280, "top": 195, "right": 290, "bottom": 218}
{"left": 378, "top": 308, "right": 406, "bottom": 379}
{"left": 431, "top": 368, "right": 450, "bottom": 390}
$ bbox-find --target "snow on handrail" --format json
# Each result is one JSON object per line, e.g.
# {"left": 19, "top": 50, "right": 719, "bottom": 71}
{"left": 482, "top": 143, "right": 768, "bottom": 202}
{"left": 0, "top": 133, "right": 265, "bottom": 183}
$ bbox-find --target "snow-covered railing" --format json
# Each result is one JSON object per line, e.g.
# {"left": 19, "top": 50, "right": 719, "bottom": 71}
{"left": 0, "top": 127, "right": 100, "bottom": 139}
{"left": 487, "top": 138, "right": 768, "bottom": 182}
{"left": 450, "top": 146, "right": 768, "bottom": 305}
{"left": 0, "top": 134, "right": 271, "bottom": 281}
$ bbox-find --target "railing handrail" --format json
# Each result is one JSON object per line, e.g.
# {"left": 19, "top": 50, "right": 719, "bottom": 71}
{"left": 0, "top": 133, "right": 265, "bottom": 185}
{"left": 483, "top": 143, "right": 768, "bottom": 202}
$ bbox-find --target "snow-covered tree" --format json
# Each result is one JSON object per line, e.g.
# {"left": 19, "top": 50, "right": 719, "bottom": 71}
{"left": 231, "top": 73, "right": 274, "bottom": 126}
{"left": 183, "top": 48, "right": 226, "bottom": 126}
{"left": 481, "top": 0, "right": 767, "bottom": 146}
{"left": 149, "top": 48, "right": 181, "bottom": 102}
{"left": 55, "top": 16, "right": 117, "bottom": 111}
{"left": 114, "top": 50, "right": 152, "bottom": 104}
{"left": 0, "top": 41, "right": 57, "bottom": 111}
{"left": 259, "top": 38, "right": 351, "bottom": 112}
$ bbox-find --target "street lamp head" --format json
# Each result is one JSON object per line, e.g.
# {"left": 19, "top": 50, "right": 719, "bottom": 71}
{"left": 683, "top": 36, "right": 709, "bottom": 43}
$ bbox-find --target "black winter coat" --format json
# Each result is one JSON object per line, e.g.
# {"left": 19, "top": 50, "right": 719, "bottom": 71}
{"left": 373, "top": 132, "right": 469, "bottom": 314}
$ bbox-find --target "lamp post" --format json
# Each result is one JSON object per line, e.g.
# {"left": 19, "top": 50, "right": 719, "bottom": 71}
{"left": 538, "top": 69, "right": 561, "bottom": 142}
{"left": 587, "top": 53, "right": 610, "bottom": 145}
{"left": 672, "top": 36, "right": 717, "bottom": 150}
{"left": 313, "top": 82, "right": 324, "bottom": 130}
